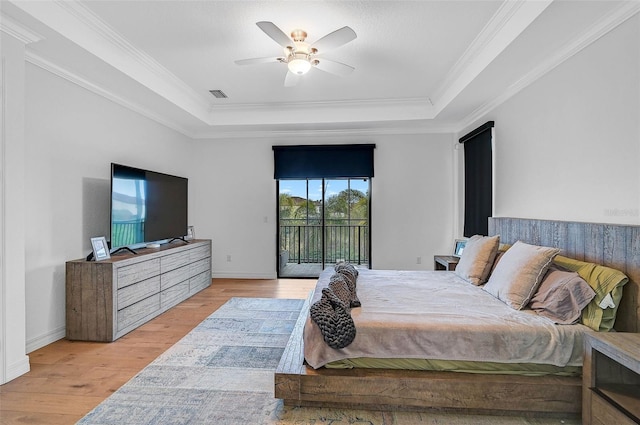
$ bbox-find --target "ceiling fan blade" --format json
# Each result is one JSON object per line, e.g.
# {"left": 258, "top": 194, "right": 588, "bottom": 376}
{"left": 256, "top": 21, "right": 292, "bottom": 48}
{"left": 235, "top": 57, "right": 283, "bottom": 66}
{"left": 284, "top": 71, "right": 301, "bottom": 87}
{"left": 311, "top": 26, "right": 356, "bottom": 52}
{"left": 313, "top": 58, "right": 355, "bottom": 77}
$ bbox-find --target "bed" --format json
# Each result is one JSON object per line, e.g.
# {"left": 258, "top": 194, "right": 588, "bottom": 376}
{"left": 274, "top": 217, "right": 640, "bottom": 416}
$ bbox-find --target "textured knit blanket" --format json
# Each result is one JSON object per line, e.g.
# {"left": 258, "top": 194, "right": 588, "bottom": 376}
{"left": 309, "top": 263, "right": 360, "bottom": 349}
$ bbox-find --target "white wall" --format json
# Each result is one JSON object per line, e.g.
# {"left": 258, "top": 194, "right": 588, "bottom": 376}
{"left": 23, "top": 64, "right": 193, "bottom": 352}
{"left": 371, "top": 134, "right": 455, "bottom": 269}
{"left": 190, "top": 133, "right": 455, "bottom": 278}
{"left": 460, "top": 14, "right": 640, "bottom": 226}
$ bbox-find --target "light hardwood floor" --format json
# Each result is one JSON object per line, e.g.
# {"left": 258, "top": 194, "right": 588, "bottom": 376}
{"left": 0, "top": 278, "right": 316, "bottom": 425}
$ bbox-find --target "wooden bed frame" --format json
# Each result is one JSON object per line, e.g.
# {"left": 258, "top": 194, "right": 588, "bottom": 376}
{"left": 275, "top": 217, "right": 640, "bottom": 416}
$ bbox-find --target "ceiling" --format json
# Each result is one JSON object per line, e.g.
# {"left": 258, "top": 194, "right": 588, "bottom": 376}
{"left": 1, "top": 0, "right": 638, "bottom": 138}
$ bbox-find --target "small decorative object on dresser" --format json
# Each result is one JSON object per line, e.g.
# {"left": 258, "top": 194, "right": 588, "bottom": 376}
{"left": 186, "top": 225, "right": 195, "bottom": 240}
{"left": 90, "top": 236, "right": 110, "bottom": 261}
{"left": 582, "top": 332, "right": 640, "bottom": 425}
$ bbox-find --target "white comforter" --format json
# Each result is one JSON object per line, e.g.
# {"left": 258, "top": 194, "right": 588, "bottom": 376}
{"left": 304, "top": 268, "right": 589, "bottom": 369}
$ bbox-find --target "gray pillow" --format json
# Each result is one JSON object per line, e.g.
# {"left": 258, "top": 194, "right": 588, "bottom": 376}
{"left": 454, "top": 235, "right": 500, "bottom": 285}
{"left": 529, "top": 265, "right": 595, "bottom": 324}
{"left": 483, "top": 241, "right": 560, "bottom": 310}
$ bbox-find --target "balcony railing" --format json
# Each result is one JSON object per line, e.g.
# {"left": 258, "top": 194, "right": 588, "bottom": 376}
{"left": 112, "top": 220, "right": 145, "bottom": 248}
{"left": 279, "top": 219, "right": 369, "bottom": 265}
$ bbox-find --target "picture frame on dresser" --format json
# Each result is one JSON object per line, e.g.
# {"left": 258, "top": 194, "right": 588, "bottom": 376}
{"left": 186, "top": 225, "right": 195, "bottom": 240}
{"left": 90, "top": 236, "right": 110, "bottom": 261}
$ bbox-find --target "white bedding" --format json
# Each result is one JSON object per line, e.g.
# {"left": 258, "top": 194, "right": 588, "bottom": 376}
{"left": 304, "top": 268, "right": 590, "bottom": 369}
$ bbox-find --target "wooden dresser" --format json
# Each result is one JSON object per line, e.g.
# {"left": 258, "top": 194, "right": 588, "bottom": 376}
{"left": 582, "top": 332, "right": 640, "bottom": 425}
{"left": 66, "top": 239, "right": 212, "bottom": 342}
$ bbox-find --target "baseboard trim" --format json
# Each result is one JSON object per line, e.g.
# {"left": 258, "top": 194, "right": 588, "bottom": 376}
{"left": 26, "top": 325, "right": 65, "bottom": 354}
{"left": 212, "top": 271, "right": 277, "bottom": 280}
{"left": 5, "top": 355, "right": 30, "bottom": 383}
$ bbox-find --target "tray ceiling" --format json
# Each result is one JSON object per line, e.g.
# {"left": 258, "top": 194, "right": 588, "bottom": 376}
{"left": 1, "top": 0, "right": 637, "bottom": 138}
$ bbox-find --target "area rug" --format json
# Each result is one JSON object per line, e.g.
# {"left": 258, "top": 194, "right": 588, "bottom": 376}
{"left": 77, "top": 297, "right": 580, "bottom": 425}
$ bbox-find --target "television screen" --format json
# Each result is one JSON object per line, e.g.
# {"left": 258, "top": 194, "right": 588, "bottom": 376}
{"left": 110, "top": 163, "right": 188, "bottom": 250}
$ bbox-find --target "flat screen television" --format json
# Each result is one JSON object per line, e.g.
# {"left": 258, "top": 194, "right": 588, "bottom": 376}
{"left": 110, "top": 163, "right": 188, "bottom": 251}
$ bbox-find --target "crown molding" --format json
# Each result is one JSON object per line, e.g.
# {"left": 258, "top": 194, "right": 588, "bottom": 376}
{"left": 10, "top": 0, "right": 212, "bottom": 124}
{"left": 192, "top": 121, "right": 457, "bottom": 140}
{"left": 210, "top": 97, "right": 431, "bottom": 112}
{"left": 455, "top": 0, "right": 640, "bottom": 133}
{"left": 207, "top": 97, "right": 435, "bottom": 126}
{"left": 25, "top": 51, "right": 195, "bottom": 138}
{"left": 0, "top": 12, "right": 44, "bottom": 44}
{"left": 430, "top": 0, "right": 552, "bottom": 116}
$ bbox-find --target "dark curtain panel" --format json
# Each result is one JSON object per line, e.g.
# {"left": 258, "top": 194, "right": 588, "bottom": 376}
{"left": 273, "top": 144, "right": 375, "bottom": 179}
{"left": 460, "top": 121, "right": 494, "bottom": 237}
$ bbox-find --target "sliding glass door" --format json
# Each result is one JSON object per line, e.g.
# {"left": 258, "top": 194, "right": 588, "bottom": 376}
{"left": 278, "top": 178, "right": 370, "bottom": 278}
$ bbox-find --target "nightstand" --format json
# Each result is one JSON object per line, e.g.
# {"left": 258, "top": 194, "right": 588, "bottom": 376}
{"left": 434, "top": 255, "right": 459, "bottom": 271}
{"left": 583, "top": 332, "right": 640, "bottom": 425}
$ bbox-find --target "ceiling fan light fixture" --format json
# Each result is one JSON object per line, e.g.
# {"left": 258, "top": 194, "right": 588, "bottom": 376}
{"left": 288, "top": 56, "right": 311, "bottom": 75}
{"left": 237, "top": 22, "right": 357, "bottom": 85}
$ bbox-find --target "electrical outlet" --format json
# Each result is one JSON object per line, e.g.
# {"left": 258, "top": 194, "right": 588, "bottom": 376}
{"left": 416, "top": 256, "right": 422, "bottom": 264}
{"left": 226, "top": 254, "right": 232, "bottom": 262}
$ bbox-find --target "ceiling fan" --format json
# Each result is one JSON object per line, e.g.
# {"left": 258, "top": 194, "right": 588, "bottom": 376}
{"left": 235, "top": 21, "right": 357, "bottom": 87}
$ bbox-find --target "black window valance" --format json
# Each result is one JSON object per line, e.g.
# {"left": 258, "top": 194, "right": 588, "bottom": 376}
{"left": 273, "top": 144, "right": 375, "bottom": 179}
{"left": 459, "top": 121, "right": 494, "bottom": 237}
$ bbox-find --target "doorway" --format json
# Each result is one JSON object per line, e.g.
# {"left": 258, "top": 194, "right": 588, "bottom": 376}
{"left": 277, "top": 178, "right": 370, "bottom": 278}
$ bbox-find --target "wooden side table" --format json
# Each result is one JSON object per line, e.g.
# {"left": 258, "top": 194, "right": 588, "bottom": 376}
{"left": 434, "top": 255, "right": 459, "bottom": 271}
{"left": 582, "top": 332, "right": 640, "bottom": 425}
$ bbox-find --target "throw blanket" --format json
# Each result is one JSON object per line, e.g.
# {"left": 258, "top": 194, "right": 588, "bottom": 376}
{"left": 304, "top": 268, "right": 590, "bottom": 369}
{"left": 309, "top": 263, "right": 360, "bottom": 349}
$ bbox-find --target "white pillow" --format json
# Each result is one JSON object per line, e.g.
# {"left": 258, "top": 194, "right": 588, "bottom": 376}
{"left": 483, "top": 241, "right": 560, "bottom": 310}
{"left": 454, "top": 235, "right": 500, "bottom": 285}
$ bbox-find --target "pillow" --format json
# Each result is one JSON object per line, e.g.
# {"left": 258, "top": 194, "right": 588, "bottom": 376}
{"left": 483, "top": 241, "right": 560, "bottom": 310}
{"left": 529, "top": 265, "right": 595, "bottom": 324}
{"left": 488, "top": 251, "right": 505, "bottom": 278}
{"left": 553, "top": 255, "right": 628, "bottom": 332}
{"left": 454, "top": 235, "right": 500, "bottom": 285}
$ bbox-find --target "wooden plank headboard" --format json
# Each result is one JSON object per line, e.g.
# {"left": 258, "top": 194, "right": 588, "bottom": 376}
{"left": 488, "top": 217, "right": 640, "bottom": 333}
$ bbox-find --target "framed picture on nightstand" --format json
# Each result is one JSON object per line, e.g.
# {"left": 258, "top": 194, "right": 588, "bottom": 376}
{"left": 453, "top": 239, "right": 467, "bottom": 257}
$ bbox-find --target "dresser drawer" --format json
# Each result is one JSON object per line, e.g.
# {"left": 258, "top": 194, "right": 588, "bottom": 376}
{"left": 160, "top": 249, "right": 191, "bottom": 273}
{"left": 117, "top": 276, "right": 160, "bottom": 310}
{"left": 117, "top": 258, "right": 160, "bottom": 289}
{"left": 117, "top": 294, "right": 160, "bottom": 331}
{"left": 189, "top": 244, "right": 210, "bottom": 262}
{"left": 161, "top": 264, "right": 190, "bottom": 290}
{"left": 590, "top": 391, "right": 637, "bottom": 425}
{"left": 190, "top": 271, "right": 211, "bottom": 294}
{"left": 190, "top": 257, "right": 210, "bottom": 276}
{"left": 161, "top": 280, "right": 189, "bottom": 310}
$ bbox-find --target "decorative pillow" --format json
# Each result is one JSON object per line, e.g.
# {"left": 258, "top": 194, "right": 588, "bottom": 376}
{"left": 529, "top": 265, "right": 595, "bottom": 324}
{"left": 483, "top": 241, "right": 560, "bottom": 310}
{"left": 454, "top": 235, "right": 500, "bottom": 285}
{"left": 553, "top": 255, "right": 628, "bottom": 332}
{"left": 488, "top": 251, "right": 505, "bottom": 278}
